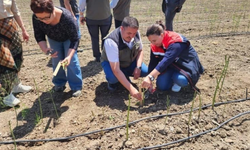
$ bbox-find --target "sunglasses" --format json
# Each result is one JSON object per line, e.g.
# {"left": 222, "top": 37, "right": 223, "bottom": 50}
{"left": 35, "top": 13, "right": 52, "bottom": 21}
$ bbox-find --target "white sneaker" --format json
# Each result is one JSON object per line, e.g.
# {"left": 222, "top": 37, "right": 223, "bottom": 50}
{"left": 3, "top": 93, "right": 21, "bottom": 107}
{"left": 12, "top": 83, "right": 32, "bottom": 94}
{"left": 172, "top": 83, "right": 181, "bottom": 92}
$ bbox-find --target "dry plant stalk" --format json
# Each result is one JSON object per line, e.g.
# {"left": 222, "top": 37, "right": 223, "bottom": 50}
{"left": 53, "top": 61, "right": 67, "bottom": 76}
{"left": 53, "top": 62, "right": 62, "bottom": 76}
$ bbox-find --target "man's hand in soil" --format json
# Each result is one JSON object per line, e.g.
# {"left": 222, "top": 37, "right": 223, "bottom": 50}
{"left": 129, "top": 87, "right": 142, "bottom": 101}
{"left": 133, "top": 67, "right": 141, "bottom": 80}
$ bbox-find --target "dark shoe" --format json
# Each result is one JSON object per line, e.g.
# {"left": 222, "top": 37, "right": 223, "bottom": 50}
{"left": 107, "top": 83, "right": 117, "bottom": 91}
{"left": 53, "top": 86, "right": 66, "bottom": 92}
{"left": 95, "top": 57, "right": 100, "bottom": 62}
{"left": 72, "top": 90, "right": 81, "bottom": 97}
{"left": 77, "top": 49, "right": 84, "bottom": 53}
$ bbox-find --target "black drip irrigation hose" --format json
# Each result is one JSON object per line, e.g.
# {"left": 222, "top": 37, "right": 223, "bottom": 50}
{"left": 0, "top": 97, "right": 250, "bottom": 145}
{"left": 138, "top": 110, "right": 250, "bottom": 150}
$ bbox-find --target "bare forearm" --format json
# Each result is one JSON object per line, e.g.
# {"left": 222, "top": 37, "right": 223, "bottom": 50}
{"left": 64, "top": 0, "right": 75, "bottom": 17}
{"left": 67, "top": 48, "right": 75, "bottom": 59}
{"left": 38, "top": 41, "right": 48, "bottom": 53}
{"left": 136, "top": 50, "right": 143, "bottom": 67}
{"left": 13, "top": 15, "right": 26, "bottom": 32}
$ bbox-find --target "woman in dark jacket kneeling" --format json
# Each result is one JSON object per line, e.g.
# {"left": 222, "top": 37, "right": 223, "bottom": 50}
{"left": 141, "top": 24, "right": 204, "bottom": 93}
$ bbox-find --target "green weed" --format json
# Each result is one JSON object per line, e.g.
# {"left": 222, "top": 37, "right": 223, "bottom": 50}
{"left": 126, "top": 94, "right": 131, "bottom": 141}
{"left": 212, "top": 55, "right": 230, "bottom": 109}
{"left": 9, "top": 121, "right": 17, "bottom": 150}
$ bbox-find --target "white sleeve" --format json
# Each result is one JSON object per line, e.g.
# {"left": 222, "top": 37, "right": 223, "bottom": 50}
{"left": 79, "top": 0, "right": 86, "bottom": 12}
{"left": 110, "top": 0, "right": 119, "bottom": 9}
{"left": 104, "top": 39, "right": 119, "bottom": 62}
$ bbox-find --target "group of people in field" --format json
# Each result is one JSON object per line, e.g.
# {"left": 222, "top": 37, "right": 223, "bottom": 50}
{"left": 0, "top": 0, "right": 204, "bottom": 107}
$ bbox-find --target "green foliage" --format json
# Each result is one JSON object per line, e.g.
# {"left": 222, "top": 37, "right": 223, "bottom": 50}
{"left": 198, "top": 94, "right": 202, "bottom": 119}
{"left": 126, "top": 94, "right": 131, "bottom": 141}
{"left": 21, "top": 108, "right": 30, "bottom": 120}
{"left": 34, "top": 112, "right": 41, "bottom": 125}
{"left": 33, "top": 78, "right": 43, "bottom": 121}
{"left": 188, "top": 92, "right": 197, "bottom": 126}
{"left": 0, "top": 96, "right": 5, "bottom": 110}
{"left": 212, "top": 55, "right": 230, "bottom": 109}
{"left": 43, "top": 71, "right": 59, "bottom": 119}
{"left": 9, "top": 121, "right": 17, "bottom": 150}
{"left": 109, "top": 115, "right": 114, "bottom": 120}
{"left": 164, "top": 95, "right": 170, "bottom": 125}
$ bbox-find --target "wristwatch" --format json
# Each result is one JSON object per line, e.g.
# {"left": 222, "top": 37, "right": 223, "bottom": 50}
{"left": 136, "top": 66, "right": 141, "bottom": 70}
{"left": 148, "top": 74, "right": 155, "bottom": 81}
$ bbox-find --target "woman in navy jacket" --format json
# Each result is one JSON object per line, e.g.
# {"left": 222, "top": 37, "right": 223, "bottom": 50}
{"left": 141, "top": 24, "right": 204, "bottom": 93}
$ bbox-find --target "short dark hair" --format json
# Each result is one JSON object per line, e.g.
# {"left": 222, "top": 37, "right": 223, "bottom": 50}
{"left": 121, "top": 16, "right": 139, "bottom": 29}
{"left": 146, "top": 24, "right": 164, "bottom": 37}
{"left": 30, "top": 0, "right": 54, "bottom": 14}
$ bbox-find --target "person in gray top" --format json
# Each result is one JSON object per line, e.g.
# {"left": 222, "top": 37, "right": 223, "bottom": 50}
{"left": 162, "top": 0, "right": 186, "bottom": 31}
{"left": 113, "top": 0, "right": 131, "bottom": 28}
{"left": 79, "top": 0, "right": 118, "bottom": 62}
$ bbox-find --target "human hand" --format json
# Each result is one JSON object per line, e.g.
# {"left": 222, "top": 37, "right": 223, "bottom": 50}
{"left": 44, "top": 48, "right": 58, "bottom": 58}
{"left": 61, "top": 56, "right": 71, "bottom": 67}
{"left": 130, "top": 87, "right": 142, "bottom": 101}
{"left": 22, "top": 30, "right": 29, "bottom": 43}
{"left": 133, "top": 67, "right": 141, "bottom": 80}
{"left": 80, "top": 16, "right": 86, "bottom": 25}
{"left": 50, "top": 51, "right": 58, "bottom": 58}
{"left": 141, "top": 76, "right": 152, "bottom": 89}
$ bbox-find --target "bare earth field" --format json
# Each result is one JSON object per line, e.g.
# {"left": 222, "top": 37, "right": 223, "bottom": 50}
{"left": 1, "top": 0, "right": 250, "bottom": 149}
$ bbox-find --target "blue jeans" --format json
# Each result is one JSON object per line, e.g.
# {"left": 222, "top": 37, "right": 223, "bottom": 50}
{"left": 75, "top": 14, "right": 81, "bottom": 38}
{"left": 157, "top": 67, "right": 188, "bottom": 91}
{"left": 75, "top": 14, "right": 81, "bottom": 50}
{"left": 101, "top": 60, "right": 148, "bottom": 84}
{"left": 48, "top": 38, "right": 83, "bottom": 91}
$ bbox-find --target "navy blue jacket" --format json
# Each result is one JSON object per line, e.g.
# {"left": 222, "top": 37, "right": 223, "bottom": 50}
{"left": 149, "top": 31, "right": 204, "bottom": 91}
